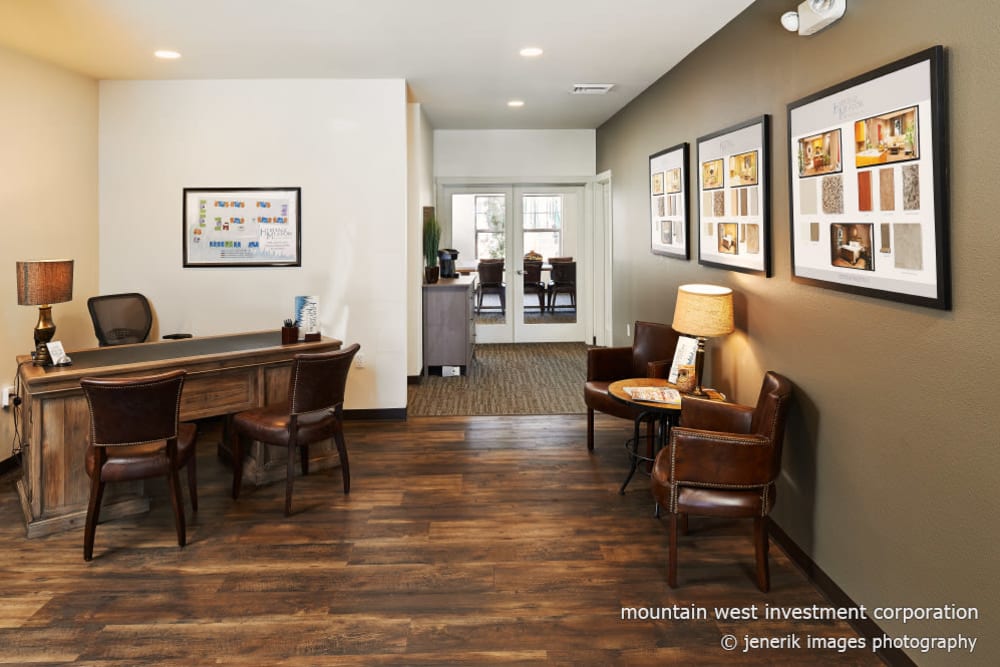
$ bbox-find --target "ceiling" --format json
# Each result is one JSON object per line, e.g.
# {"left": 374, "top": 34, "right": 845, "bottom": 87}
{"left": 0, "top": 0, "right": 755, "bottom": 129}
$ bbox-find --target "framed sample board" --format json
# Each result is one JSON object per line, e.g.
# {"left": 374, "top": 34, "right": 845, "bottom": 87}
{"left": 183, "top": 187, "right": 301, "bottom": 267}
{"left": 696, "top": 115, "right": 771, "bottom": 276}
{"left": 649, "top": 142, "right": 690, "bottom": 259}
{"left": 787, "top": 46, "right": 950, "bottom": 309}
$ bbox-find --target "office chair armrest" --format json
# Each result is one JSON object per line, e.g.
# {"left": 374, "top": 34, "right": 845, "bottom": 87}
{"left": 665, "top": 427, "right": 775, "bottom": 486}
{"left": 679, "top": 396, "right": 753, "bottom": 433}
{"left": 586, "top": 346, "right": 633, "bottom": 381}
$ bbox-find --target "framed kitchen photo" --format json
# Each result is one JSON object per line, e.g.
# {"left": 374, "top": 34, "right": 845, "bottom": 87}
{"left": 183, "top": 187, "right": 302, "bottom": 267}
{"left": 787, "top": 46, "right": 950, "bottom": 309}
{"left": 696, "top": 115, "right": 771, "bottom": 276}
{"left": 649, "top": 142, "right": 690, "bottom": 259}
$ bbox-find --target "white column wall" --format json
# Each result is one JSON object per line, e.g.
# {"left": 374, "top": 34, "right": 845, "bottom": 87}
{"left": 98, "top": 79, "right": 408, "bottom": 409}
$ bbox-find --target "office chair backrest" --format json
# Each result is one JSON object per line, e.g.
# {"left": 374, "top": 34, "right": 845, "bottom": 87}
{"left": 87, "top": 293, "right": 153, "bottom": 347}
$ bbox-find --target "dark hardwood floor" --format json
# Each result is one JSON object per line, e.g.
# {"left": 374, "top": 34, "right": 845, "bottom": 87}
{"left": 0, "top": 415, "right": 882, "bottom": 665}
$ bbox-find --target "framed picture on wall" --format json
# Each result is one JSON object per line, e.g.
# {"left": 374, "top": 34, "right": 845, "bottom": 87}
{"left": 649, "top": 142, "right": 690, "bottom": 259}
{"left": 183, "top": 187, "right": 302, "bottom": 267}
{"left": 787, "top": 45, "right": 950, "bottom": 309}
{"left": 696, "top": 115, "right": 771, "bottom": 276}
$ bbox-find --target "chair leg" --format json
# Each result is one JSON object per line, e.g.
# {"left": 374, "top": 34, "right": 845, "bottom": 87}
{"left": 668, "top": 512, "right": 679, "bottom": 588}
{"left": 167, "top": 468, "right": 186, "bottom": 548}
{"left": 499, "top": 290, "right": 506, "bottom": 316}
{"left": 231, "top": 431, "right": 245, "bottom": 500}
{"left": 333, "top": 421, "right": 351, "bottom": 494}
{"left": 300, "top": 444, "right": 310, "bottom": 476}
{"left": 586, "top": 409, "right": 595, "bottom": 451}
{"left": 187, "top": 452, "right": 198, "bottom": 512}
{"left": 285, "top": 444, "right": 296, "bottom": 516}
{"left": 754, "top": 516, "right": 770, "bottom": 592}
{"left": 83, "top": 474, "right": 105, "bottom": 561}
{"left": 476, "top": 290, "right": 483, "bottom": 313}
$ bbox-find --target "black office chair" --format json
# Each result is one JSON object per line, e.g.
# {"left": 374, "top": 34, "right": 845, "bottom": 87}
{"left": 87, "top": 293, "right": 153, "bottom": 346}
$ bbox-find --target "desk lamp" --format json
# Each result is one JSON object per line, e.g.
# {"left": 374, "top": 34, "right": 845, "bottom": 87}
{"left": 16, "top": 259, "right": 74, "bottom": 366}
{"left": 671, "top": 284, "right": 734, "bottom": 396}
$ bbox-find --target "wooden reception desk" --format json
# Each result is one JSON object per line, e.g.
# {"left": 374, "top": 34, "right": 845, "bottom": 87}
{"left": 15, "top": 331, "right": 342, "bottom": 538}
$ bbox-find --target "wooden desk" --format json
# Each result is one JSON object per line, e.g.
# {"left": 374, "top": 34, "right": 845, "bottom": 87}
{"left": 15, "top": 331, "right": 342, "bottom": 538}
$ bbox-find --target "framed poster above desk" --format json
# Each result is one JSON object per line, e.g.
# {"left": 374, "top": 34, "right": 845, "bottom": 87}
{"left": 183, "top": 187, "right": 301, "bottom": 267}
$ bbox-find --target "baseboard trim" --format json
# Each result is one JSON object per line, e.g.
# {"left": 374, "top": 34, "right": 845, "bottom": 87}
{"left": 0, "top": 454, "right": 19, "bottom": 477}
{"left": 769, "top": 521, "right": 916, "bottom": 667}
{"left": 343, "top": 408, "right": 406, "bottom": 421}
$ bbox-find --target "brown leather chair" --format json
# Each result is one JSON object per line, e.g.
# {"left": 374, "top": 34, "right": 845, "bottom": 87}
{"left": 230, "top": 343, "right": 360, "bottom": 516}
{"left": 523, "top": 260, "right": 546, "bottom": 311}
{"left": 80, "top": 370, "right": 198, "bottom": 561}
{"left": 584, "top": 321, "right": 680, "bottom": 451}
{"left": 650, "top": 371, "right": 792, "bottom": 591}
{"left": 476, "top": 259, "right": 506, "bottom": 315}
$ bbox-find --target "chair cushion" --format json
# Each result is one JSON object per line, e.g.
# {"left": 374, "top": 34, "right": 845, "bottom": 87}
{"left": 87, "top": 422, "right": 197, "bottom": 482}
{"left": 651, "top": 476, "right": 775, "bottom": 519}
{"left": 232, "top": 402, "right": 336, "bottom": 447}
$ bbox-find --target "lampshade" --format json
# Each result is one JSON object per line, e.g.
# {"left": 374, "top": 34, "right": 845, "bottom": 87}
{"left": 671, "top": 284, "right": 734, "bottom": 337}
{"left": 16, "top": 260, "right": 74, "bottom": 306}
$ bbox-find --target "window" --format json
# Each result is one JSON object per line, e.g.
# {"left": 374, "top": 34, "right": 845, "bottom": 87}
{"left": 522, "top": 195, "right": 561, "bottom": 260}
{"left": 475, "top": 195, "right": 505, "bottom": 259}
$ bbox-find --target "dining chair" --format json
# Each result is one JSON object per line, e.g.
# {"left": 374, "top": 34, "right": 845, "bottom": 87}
{"left": 476, "top": 259, "right": 506, "bottom": 315}
{"left": 522, "top": 260, "right": 546, "bottom": 312}
{"left": 650, "top": 371, "right": 793, "bottom": 591}
{"left": 80, "top": 370, "right": 198, "bottom": 561}
{"left": 230, "top": 343, "right": 360, "bottom": 516}
{"left": 546, "top": 260, "right": 576, "bottom": 313}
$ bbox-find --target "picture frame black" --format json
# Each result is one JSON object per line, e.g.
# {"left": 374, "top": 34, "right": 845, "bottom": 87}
{"left": 649, "top": 142, "right": 690, "bottom": 259}
{"left": 786, "top": 45, "right": 950, "bottom": 309}
{"left": 182, "top": 186, "right": 302, "bottom": 267}
{"left": 696, "top": 115, "right": 771, "bottom": 276}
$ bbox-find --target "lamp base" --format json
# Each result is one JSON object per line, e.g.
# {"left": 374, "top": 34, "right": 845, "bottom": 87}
{"left": 32, "top": 305, "right": 56, "bottom": 366}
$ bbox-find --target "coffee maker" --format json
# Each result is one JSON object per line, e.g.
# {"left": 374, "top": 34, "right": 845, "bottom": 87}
{"left": 438, "top": 249, "right": 459, "bottom": 278}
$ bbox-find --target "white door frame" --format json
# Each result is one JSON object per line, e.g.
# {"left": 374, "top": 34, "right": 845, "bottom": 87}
{"left": 437, "top": 176, "right": 600, "bottom": 345}
{"left": 592, "top": 170, "right": 613, "bottom": 347}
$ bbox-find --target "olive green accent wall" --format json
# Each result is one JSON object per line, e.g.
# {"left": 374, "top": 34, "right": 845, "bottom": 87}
{"left": 597, "top": 1, "right": 998, "bottom": 665}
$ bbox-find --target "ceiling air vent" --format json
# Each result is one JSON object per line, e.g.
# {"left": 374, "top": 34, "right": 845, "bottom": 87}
{"left": 570, "top": 83, "right": 615, "bottom": 95}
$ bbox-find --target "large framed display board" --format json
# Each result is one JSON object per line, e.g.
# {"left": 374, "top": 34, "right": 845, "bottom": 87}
{"left": 787, "top": 46, "right": 949, "bottom": 309}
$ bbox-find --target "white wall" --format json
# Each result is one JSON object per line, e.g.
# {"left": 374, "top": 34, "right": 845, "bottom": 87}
{"left": 434, "top": 129, "right": 595, "bottom": 179}
{"left": 407, "top": 102, "right": 434, "bottom": 378}
{"left": 0, "top": 47, "right": 99, "bottom": 460}
{"left": 99, "top": 79, "right": 408, "bottom": 409}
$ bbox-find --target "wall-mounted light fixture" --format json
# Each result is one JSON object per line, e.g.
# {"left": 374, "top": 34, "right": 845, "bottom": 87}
{"left": 781, "top": 0, "right": 846, "bottom": 36}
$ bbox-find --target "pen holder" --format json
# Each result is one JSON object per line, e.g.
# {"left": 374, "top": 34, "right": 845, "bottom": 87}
{"left": 281, "top": 326, "right": 299, "bottom": 345}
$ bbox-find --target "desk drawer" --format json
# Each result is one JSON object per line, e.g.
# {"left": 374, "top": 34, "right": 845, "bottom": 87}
{"left": 181, "top": 368, "right": 257, "bottom": 419}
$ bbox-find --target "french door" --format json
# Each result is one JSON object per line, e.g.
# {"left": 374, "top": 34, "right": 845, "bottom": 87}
{"left": 440, "top": 184, "right": 586, "bottom": 344}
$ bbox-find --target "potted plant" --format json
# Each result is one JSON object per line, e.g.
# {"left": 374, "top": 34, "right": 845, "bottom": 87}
{"left": 423, "top": 215, "right": 441, "bottom": 283}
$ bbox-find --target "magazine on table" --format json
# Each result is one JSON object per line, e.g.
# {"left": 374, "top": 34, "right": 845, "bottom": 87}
{"left": 623, "top": 386, "right": 682, "bottom": 405}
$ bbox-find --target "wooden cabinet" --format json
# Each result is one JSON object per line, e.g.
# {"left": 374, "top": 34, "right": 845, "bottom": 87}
{"left": 422, "top": 275, "right": 476, "bottom": 375}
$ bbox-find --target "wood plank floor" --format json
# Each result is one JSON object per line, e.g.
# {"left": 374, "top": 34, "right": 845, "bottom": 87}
{"left": 0, "top": 415, "right": 882, "bottom": 665}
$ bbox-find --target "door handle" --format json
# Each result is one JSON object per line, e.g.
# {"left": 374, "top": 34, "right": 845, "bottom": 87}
{"left": 516, "top": 269, "right": 524, "bottom": 275}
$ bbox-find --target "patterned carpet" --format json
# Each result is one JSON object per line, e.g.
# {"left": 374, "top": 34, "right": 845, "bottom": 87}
{"left": 408, "top": 342, "right": 587, "bottom": 416}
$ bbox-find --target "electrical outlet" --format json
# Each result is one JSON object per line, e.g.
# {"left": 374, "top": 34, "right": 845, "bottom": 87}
{"left": 1, "top": 385, "right": 13, "bottom": 409}
{"left": 626, "top": 323, "right": 631, "bottom": 337}
{"left": 354, "top": 352, "right": 366, "bottom": 369}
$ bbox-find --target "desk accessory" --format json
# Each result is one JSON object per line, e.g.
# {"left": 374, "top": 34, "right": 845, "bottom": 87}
{"left": 281, "top": 319, "right": 299, "bottom": 344}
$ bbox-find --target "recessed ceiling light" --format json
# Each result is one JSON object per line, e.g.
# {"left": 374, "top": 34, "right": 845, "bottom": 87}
{"left": 507, "top": 100, "right": 525, "bottom": 108}
{"left": 519, "top": 47, "right": 543, "bottom": 58}
{"left": 154, "top": 50, "right": 181, "bottom": 60}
